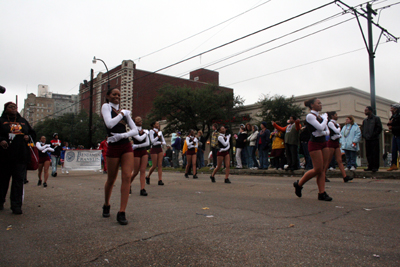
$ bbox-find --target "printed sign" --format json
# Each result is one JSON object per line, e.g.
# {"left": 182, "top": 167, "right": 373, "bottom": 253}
{"left": 64, "top": 150, "right": 101, "bottom": 171}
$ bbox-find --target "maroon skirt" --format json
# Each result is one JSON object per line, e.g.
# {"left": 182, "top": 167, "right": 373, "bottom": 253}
{"left": 217, "top": 151, "right": 229, "bottom": 157}
{"left": 308, "top": 141, "right": 327, "bottom": 152}
{"left": 150, "top": 147, "right": 163, "bottom": 154}
{"left": 186, "top": 149, "right": 196, "bottom": 156}
{"left": 134, "top": 149, "right": 148, "bottom": 158}
{"left": 107, "top": 142, "right": 133, "bottom": 158}
{"left": 39, "top": 155, "right": 50, "bottom": 164}
{"left": 327, "top": 139, "right": 340, "bottom": 149}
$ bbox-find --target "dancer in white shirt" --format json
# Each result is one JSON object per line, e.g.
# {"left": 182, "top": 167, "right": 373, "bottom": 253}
{"left": 293, "top": 98, "right": 332, "bottom": 201}
{"left": 101, "top": 88, "right": 138, "bottom": 225}
{"left": 36, "top": 136, "right": 55, "bottom": 188}
{"left": 146, "top": 121, "right": 166, "bottom": 186}
{"left": 184, "top": 130, "right": 198, "bottom": 179}
{"left": 324, "top": 111, "right": 352, "bottom": 183}
{"left": 210, "top": 126, "right": 231, "bottom": 183}
{"left": 130, "top": 116, "right": 150, "bottom": 196}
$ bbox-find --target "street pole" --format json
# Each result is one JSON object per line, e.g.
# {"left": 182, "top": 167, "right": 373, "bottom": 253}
{"left": 89, "top": 69, "right": 94, "bottom": 149}
{"left": 367, "top": 3, "right": 377, "bottom": 115}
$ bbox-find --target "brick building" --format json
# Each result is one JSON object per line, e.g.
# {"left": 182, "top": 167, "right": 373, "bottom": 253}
{"left": 79, "top": 60, "right": 233, "bottom": 119}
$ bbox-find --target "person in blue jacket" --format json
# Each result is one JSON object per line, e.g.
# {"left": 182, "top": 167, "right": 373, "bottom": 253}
{"left": 340, "top": 115, "right": 361, "bottom": 171}
{"left": 257, "top": 122, "right": 271, "bottom": 169}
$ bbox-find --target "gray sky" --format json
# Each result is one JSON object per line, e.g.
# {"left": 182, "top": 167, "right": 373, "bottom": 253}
{"left": 1, "top": 0, "right": 399, "bottom": 115}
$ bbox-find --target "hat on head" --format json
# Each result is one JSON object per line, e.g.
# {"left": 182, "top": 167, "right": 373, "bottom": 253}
{"left": 53, "top": 133, "right": 58, "bottom": 138}
{"left": 261, "top": 122, "right": 267, "bottom": 128}
{"left": 391, "top": 103, "right": 400, "bottom": 109}
{"left": 4, "top": 102, "right": 16, "bottom": 110}
{"left": 240, "top": 124, "right": 245, "bottom": 128}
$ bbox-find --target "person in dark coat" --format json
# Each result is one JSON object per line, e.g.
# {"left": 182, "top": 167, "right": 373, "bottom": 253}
{"left": 0, "top": 102, "right": 36, "bottom": 214}
{"left": 257, "top": 122, "right": 271, "bottom": 169}
{"left": 387, "top": 103, "right": 400, "bottom": 171}
{"left": 362, "top": 106, "right": 382, "bottom": 172}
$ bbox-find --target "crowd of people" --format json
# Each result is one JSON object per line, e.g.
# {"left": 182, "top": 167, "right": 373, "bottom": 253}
{"left": 0, "top": 93, "right": 399, "bottom": 225}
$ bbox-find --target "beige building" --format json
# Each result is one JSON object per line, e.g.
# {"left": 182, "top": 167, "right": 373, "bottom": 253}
{"left": 240, "top": 87, "right": 397, "bottom": 166}
{"left": 23, "top": 93, "right": 55, "bottom": 127}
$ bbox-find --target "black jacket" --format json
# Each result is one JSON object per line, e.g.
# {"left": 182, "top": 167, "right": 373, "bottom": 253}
{"left": 388, "top": 112, "right": 400, "bottom": 136}
{"left": 362, "top": 114, "right": 382, "bottom": 141}
{"left": 0, "top": 113, "right": 36, "bottom": 164}
{"left": 235, "top": 131, "right": 248, "bottom": 149}
{"left": 257, "top": 129, "right": 271, "bottom": 150}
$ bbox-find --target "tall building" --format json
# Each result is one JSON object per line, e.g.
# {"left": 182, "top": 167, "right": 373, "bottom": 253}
{"left": 79, "top": 60, "right": 233, "bottom": 119}
{"left": 23, "top": 85, "right": 78, "bottom": 127}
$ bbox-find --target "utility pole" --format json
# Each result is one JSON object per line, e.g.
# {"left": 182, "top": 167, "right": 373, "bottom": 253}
{"left": 89, "top": 69, "right": 94, "bottom": 149}
{"left": 336, "top": 1, "right": 398, "bottom": 115}
{"left": 367, "top": 3, "right": 377, "bottom": 114}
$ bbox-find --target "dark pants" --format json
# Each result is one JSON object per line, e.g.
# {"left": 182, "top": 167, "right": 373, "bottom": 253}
{"left": 392, "top": 135, "right": 400, "bottom": 165}
{"left": 285, "top": 144, "right": 299, "bottom": 170}
{"left": 250, "top": 146, "right": 259, "bottom": 168}
{"left": 366, "top": 139, "right": 380, "bottom": 170}
{"left": 212, "top": 147, "right": 218, "bottom": 168}
{"left": 301, "top": 141, "right": 313, "bottom": 170}
{"left": 0, "top": 162, "right": 26, "bottom": 209}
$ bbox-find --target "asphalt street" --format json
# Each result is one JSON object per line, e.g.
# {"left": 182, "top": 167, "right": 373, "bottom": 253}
{"left": 1, "top": 170, "right": 399, "bottom": 266}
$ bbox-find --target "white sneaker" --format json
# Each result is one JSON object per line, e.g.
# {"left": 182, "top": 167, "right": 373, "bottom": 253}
{"left": 344, "top": 167, "right": 349, "bottom": 171}
{"left": 350, "top": 166, "right": 356, "bottom": 171}
{"left": 328, "top": 167, "right": 334, "bottom": 171}
{"left": 62, "top": 169, "right": 64, "bottom": 174}
{"left": 253, "top": 167, "right": 258, "bottom": 170}
{"left": 66, "top": 170, "right": 69, "bottom": 174}
{"left": 278, "top": 168, "right": 282, "bottom": 170}
{"left": 209, "top": 167, "right": 214, "bottom": 170}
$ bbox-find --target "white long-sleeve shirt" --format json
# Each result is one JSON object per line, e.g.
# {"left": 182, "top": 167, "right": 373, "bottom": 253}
{"left": 218, "top": 134, "right": 231, "bottom": 152}
{"left": 306, "top": 110, "right": 329, "bottom": 137}
{"left": 36, "top": 142, "right": 55, "bottom": 153}
{"left": 186, "top": 136, "right": 198, "bottom": 150}
{"left": 328, "top": 120, "right": 341, "bottom": 140}
{"left": 149, "top": 128, "right": 166, "bottom": 146}
{"left": 101, "top": 102, "right": 138, "bottom": 140}
{"left": 132, "top": 127, "right": 150, "bottom": 150}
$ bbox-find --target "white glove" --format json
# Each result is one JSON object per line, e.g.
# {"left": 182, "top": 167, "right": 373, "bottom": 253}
{"left": 107, "top": 133, "right": 123, "bottom": 143}
{"left": 121, "top": 110, "right": 131, "bottom": 117}
{"left": 312, "top": 131, "right": 319, "bottom": 137}
{"left": 162, "top": 142, "right": 166, "bottom": 146}
{"left": 227, "top": 134, "right": 231, "bottom": 139}
{"left": 321, "top": 113, "right": 328, "bottom": 120}
{"left": 132, "top": 144, "right": 138, "bottom": 150}
{"left": 158, "top": 131, "right": 162, "bottom": 137}
{"left": 324, "top": 130, "right": 330, "bottom": 136}
{"left": 143, "top": 129, "right": 149, "bottom": 134}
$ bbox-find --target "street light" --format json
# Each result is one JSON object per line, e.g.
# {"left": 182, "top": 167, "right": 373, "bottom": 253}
{"left": 92, "top": 56, "right": 110, "bottom": 90}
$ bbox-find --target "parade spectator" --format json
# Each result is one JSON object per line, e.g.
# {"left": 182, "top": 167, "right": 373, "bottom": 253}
{"left": 362, "top": 106, "right": 382, "bottom": 172}
{"left": 235, "top": 126, "right": 247, "bottom": 169}
{"left": 272, "top": 116, "right": 301, "bottom": 171}
{"left": 247, "top": 125, "right": 259, "bottom": 169}
{"left": 210, "top": 123, "right": 219, "bottom": 170}
{"left": 387, "top": 103, "right": 400, "bottom": 171}
{"left": 340, "top": 116, "right": 361, "bottom": 171}
{"left": 99, "top": 137, "right": 108, "bottom": 174}
{"left": 270, "top": 126, "right": 285, "bottom": 170}
{"left": 50, "top": 133, "right": 62, "bottom": 177}
{"left": 164, "top": 145, "right": 172, "bottom": 167}
{"left": 245, "top": 123, "right": 253, "bottom": 168}
{"left": 61, "top": 142, "right": 70, "bottom": 174}
{"left": 300, "top": 123, "right": 313, "bottom": 170}
{"left": 0, "top": 102, "right": 36, "bottom": 214}
{"left": 171, "top": 131, "right": 181, "bottom": 168}
{"left": 257, "top": 122, "right": 271, "bottom": 169}
{"left": 196, "top": 130, "right": 206, "bottom": 169}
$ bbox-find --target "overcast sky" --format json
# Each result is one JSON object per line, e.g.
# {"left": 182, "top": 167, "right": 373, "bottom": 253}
{"left": 1, "top": 0, "right": 399, "bottom": 115}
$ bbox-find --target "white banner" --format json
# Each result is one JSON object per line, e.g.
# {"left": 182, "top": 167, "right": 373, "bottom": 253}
{"left": 64, "top": 150, "right": 102, "bottom": 171}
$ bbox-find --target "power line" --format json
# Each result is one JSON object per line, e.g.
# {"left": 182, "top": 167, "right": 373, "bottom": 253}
{"left": 132, "top": 0, "right": 273, "bottom": 62}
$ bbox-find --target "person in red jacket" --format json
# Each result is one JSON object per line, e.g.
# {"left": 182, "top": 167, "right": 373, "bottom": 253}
{"left": 99, "top": 137, "right": 108, "bottom": 174}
